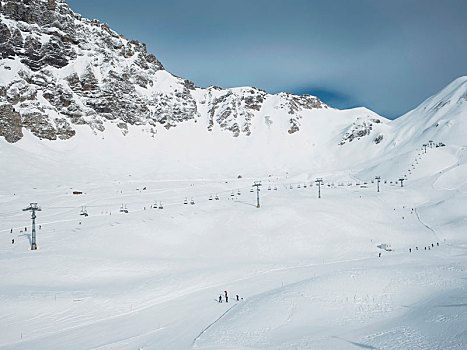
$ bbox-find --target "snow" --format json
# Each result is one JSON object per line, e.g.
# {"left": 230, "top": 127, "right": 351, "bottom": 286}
{"left": 1, "top": 110, "right": 467, "bottom": 349}
{"left": 0, "top": 10, "right": 466, "bottom": 346}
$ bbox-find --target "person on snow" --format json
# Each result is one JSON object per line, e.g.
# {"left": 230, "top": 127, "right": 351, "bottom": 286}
{"left": 11, "top": 239, "right": 14, "bottom": 244}
{"left": 224, "top": 291, "right": 228, "bottom": 303}
{"left": 409, "top": 248, "right": 411, "bottom": 253}
{"left": 218, "top": 295, "right": 222, "bottom": 303}
{"left": 236, "top": 295, "right": 239, "bottom": 301}
{"left": 378, "top": 252, "right": 381, "bottom": 258}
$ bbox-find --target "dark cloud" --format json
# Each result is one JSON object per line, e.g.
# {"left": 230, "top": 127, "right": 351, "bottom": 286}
{"left": 67, "top": 0, "right": 467, "bottom": 118}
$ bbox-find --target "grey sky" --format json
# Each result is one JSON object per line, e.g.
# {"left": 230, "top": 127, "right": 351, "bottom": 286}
{"left": 67, "top": 0, "right": 467, "bottom": 118}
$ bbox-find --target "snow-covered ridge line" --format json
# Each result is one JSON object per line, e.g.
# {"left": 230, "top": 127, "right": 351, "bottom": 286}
{"left": 0, "top": 0, "right": 334, "bottom": 143}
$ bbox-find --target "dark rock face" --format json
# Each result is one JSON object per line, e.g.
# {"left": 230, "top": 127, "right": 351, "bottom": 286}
{"left": 339, "top": 117, "right": 383, "bottom": 145}
{"left": 0, "top": 0, "right": 328, "bottom": 143}
{"left": 0, "top": 103, "right": 22, "bottom": 142}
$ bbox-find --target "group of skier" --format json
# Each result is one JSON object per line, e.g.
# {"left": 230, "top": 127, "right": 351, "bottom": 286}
{"left": 218, "top": 290, "right": 241, "bottom": 303}
{"left": 409, "top": 242, "right": 439, "bottom": 253}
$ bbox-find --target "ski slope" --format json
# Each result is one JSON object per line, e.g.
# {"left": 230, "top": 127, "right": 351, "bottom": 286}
{"left": 1, "top": 134, "right": 466, "bottom": 349}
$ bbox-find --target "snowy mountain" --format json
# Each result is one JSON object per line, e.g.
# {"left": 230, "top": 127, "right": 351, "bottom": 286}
{"left": 1, "top": 2, "right": 467, "bottom": 349}
{"left": 0, "top": 0, "right": 339, "bottom": 144}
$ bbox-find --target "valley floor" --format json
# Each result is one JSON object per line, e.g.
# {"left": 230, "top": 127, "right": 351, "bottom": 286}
{"left": 1, "top": 146, "right": 466, "bottom": 349}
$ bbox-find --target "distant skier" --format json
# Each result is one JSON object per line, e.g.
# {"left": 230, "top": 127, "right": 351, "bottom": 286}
{"left": 425, "top": 247, "right": 427, "bottom": 250}
{"left": 39, "top": 225, "right": 41, "bottom": 230}
{"left": 10, "top": 228, "right": 12, "bottom": 233}
{"left": 378, "top": 252, "right": 381, "bottom": 258}
{"left": 224, "top": 291, "right": 228, "bottom": 303}
{"left": 409, "top": 248, "right": 411, "bottom": 253}
{"left": 431, "top": 243, "right": 434, "bottom": 247}
{"left": 218, "top": 295, "right": 222, "bottom": 303}
{"left": 416, "top": 246, "right": 418, "bottom": 250}
{"left": 236, "top": 295, "right": 239, "bottom": 301}
{"left": 11, "top": 239, "right": 14, "bottom": 244}
{"left": 437, "top": 242, "right": 439, "bottom": 246}
{"left": 24, "top": 227, "right": 27, "bottom": 231}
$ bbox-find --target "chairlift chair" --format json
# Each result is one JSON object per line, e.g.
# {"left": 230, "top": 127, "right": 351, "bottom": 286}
{"left": 237, "top": 190, "right": 241, "bottom": 195}
{"left": 250, "top": 188, "right": 254, "bottom": 193}
{"left": 289, "top": 185, "right": 293, "bottom": 189}
{"left": 274, "top": 186, "right": 278, "bottom": 190}
{"left": 231, "top": 191, "right": 234, "bottom": 197}
{"left": 158, "top": 201, "right": 163, "bottom": 209}
{"left": 184, "top": 198, "right": 188, "bottom": 205}
{"left": 303, "top": 184, "right": 307, "bottom": 188}
{"left": 209, "top": 195, "right": 213, "bottom": 201}
{"left": 190, "top": 198, "right": 195, "bottom": 205}
{"left": 215, "top": 194, "right": 219, "bottom": 200}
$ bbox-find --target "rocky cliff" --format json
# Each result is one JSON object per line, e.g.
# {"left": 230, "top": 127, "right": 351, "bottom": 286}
{"left": 0, "top": 0, "right": 331, "bottom": 143}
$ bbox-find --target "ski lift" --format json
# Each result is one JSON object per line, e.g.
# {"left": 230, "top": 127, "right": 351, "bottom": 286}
{"left": 297, "top": 184, "right": 301, "bottom": 188}
{"left": 209, "top": 195, "right": 213, "bottom": 201}
{"left": 184, "top": 198, "right": 188, "bottom": 205}
{"left": 158, "top": 201, "right": 163, "bottom": 209}
{"left": 231, "top": 191, "right": 234, "bottom": 197}
{"left": 268, "top": 185, "right": 271, "bottom": 190}
{"left": 80, "top": 206, "right": 88, "bottom": 217}
{"left": 237, "top": 190, "right": 241, "bottom": 195}
{"left": 190, "top": 198, "right": 195, "bottom": 205}
{"left": 250, "top": 188, "right": 254, "bottom": 193}
{"left": 303, "top": 184, "right": 307, "bottom": 188}
{"left": 274, "top": 186, "right": 277, "bottom": 190}
{"left": 215, "top": 194, "right": 219, "bottom": 200}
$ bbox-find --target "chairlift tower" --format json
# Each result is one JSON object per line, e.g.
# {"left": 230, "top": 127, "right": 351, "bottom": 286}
{"left": 398, "top": 178, "right": 405, "bottom": 187}
{"left": 422, "top": 144, "right": 427, "bottom": 153}
{"left": 315, "top": 178, "right": 323, "bottom": 198}
{"left": 253, "top": 181, "right": 262, "bottom": 208}
{"left": 375, "top": 176, "right": 381, "bottom": 192}
{"left": 23, "top": 203, "right": 41, "bottom": 250}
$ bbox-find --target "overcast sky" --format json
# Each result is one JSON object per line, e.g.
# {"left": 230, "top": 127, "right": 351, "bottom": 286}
{"left": 67, "top": 0, "right": 467, "bottom": 119}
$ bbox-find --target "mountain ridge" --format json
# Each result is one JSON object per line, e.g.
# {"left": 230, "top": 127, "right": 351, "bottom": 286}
{"left": 0, "top": 0, "right": 348, "bottom": 144}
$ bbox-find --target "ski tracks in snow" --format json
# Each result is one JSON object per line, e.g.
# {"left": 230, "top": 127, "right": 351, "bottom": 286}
{"left": 192, "top": 303, "right": 238, "bottom": 348}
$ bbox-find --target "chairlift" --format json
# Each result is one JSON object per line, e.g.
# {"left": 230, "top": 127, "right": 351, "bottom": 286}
{"left": 190, "top": 198, "right": 195, "bottom": 205}
{"left": 289, "top": 185, "right": 293, "bottom": 189}
{"left": 209, "top": 195, "right": 213, "bottom": 201}
{"left": 215, "top": 194, "right": 219, "bottom": 200}
{"left": 184, "top": 198, "right": 188, "bottom": 205}
{"left": 268, "top": 186, "right": 271, "bottom": 190}
{"left": 303, "top": 184, "right": 307, "bottom": 188}
{"left": 237, "top": 190, "right": 241, "bottom": 195}
{"left": 80, "top": 206, "right": 88, "bottom": 217}
{"left": 297, "top": 184, "right": 301, "bottom": 188}
{"left": 274, "top": 186, "right": 278, "bottom": 190}
{"left": 231, "top": 191, "right": 234, "bottom": 197}
{"left": 250, "top": 188, "right": 254, "bottom": 193}
{"left": 158, "top": 201, "right": 163, "bottom": 209}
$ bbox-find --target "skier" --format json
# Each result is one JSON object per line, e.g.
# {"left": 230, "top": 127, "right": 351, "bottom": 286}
{"left": 10, "top": 228, "right": 12, "bottom": 233}
{"left": 11, "top": 239, "right": 14, "bottom": 244}
{"left": 378, "top": 252, "right": 381, "bottom": 258}
{"left": 416, "top": 246, "right": 418, "bottom": 250}
{"left": 39, "top": 225, "right": 41, "bottom": 230}
{"left": 224, "top": 291, "right": 228, "bottom": 303}
{"left": 437, "top": 242, "right": 439, "bottom": 246}
{"left": 25, "top": 227, "right": 27, "bottom": 231}
{"left": 236, "top": 295, "right": 239, "bottom": 301}
{"left": 218, "top": 295, "right": 222, "bottom": 303}
{"left": 409, "top": 248, "right": 411, "bottom": 253}
{"left": 431, "top": 243, "right": 434, "bottom": 247}
{"left": 424, "top": 247, "right": 427, "bottom": 250}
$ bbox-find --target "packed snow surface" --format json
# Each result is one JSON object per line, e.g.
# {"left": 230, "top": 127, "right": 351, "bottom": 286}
{"left": 1, "top": 124, "right": 466, "bottom": 349}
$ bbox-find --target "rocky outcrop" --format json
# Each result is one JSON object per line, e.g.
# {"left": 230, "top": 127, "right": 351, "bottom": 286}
{"left": 0, "top": 0, "right": 329, "bottom": 143}
{"left": 339, "top": 118, "right": 382, "bottom": 145}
